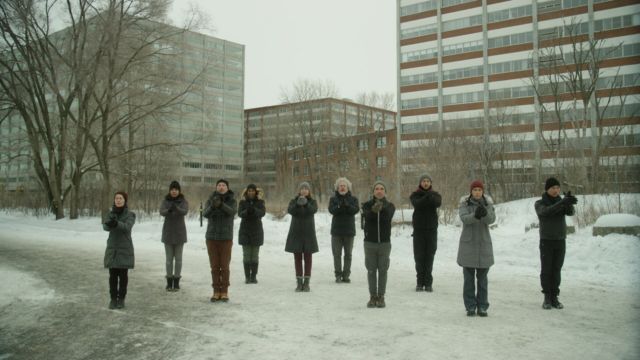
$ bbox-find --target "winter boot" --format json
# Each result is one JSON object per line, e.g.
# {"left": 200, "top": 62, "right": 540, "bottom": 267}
{"left": 173, "top": 277, "right": 181, "bottom": 291}
{"left": 551, "top": 296, "right": 564, "bottom": 309}
{"left": 220, "top": 292, "right": 229, "bottom": 302}
{"left": 302, "top": 276, "right": 311, "bottom": 292}
{"left": 367, "top": 295, "right": 377, "bottom": 308}
{"left": 466, "top": 310, "right": 476, "bottom": 317}
{"left": 542, "top": 294, "right": 553, "bottom": 310}
{"left": 376, "top": 295, "right": 386, "bottom": 308}
{"left": 477, "top": 309, "right": 488, "bottom": 317}
{"left": 244, "top": 263, "right": 251, "bottom": 284}
{"left": 116, "top": 297, "right": 125, "bottom": 309}
{"left": 416, "top": 285, "right": 424, "bottom": 292}
{"left": 250, "top": 263, "right": 258, "bottom": 284}
{"left": 335, "top": 271, "right": 342, "bottom": 283}
{"left": 424, "top": 285, "right": 433, "bottom": 292}
{"left": 295, "top": 277, "right": 304, "bottom": 292}
{"left": 210, "top": 290, "right": 218, "bottom": 303}
{"left": 108, "top": 297, "right": 117, "bottom": 309}
{"left": 166, "top": 277, "right": 173, "bottom": 291}
{"left": 342, "top": 272, "right": 351, "bottom": 283}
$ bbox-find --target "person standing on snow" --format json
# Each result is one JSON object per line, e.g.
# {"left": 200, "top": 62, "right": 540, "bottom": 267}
{"left": 237, "top": 184, "right": 266, "bottom": 284}
{"left": 457, "top": 180, "right": 495, "bottom": 317}
{"left": 285, "top": 182, "right": 319, "bottom": 292}
{"left": 409, "top": 173, "right": 442, "bottom": 292}
{"left": 159, "top": 180, "right": 189, "bottom": 292}
{"left": 362, "top": 180, "right": 396, "bottom": 308}
{"left": 535, "top": 177, "right": 577, "bottom": 310}
{"left": 203, "top": 179, "right": 237, "bottom": 302}
{"left": 328, "top": 177, "right": 360, "bottom": 283}
{"left": 103, "top": 191, "right": 136, "bottom": 310}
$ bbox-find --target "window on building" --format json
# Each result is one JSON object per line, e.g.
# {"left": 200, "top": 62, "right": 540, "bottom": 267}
{"left": 303, "top": 165, "right": 309, "bottom": 176}
{"left": 376, "top": 136, "right": 387, "bottom": 149}
{"left": 339, "top": 160, "right": 350, "bottom": 172}
{"left": 183, "top": 161, "right": 202, "bottom": 169}
{"left": 358, "top": 139, "right": 369, "bottom": 151}
{"left": 376, "top": 156, "right": 387, "bottom": 168}
{"left": 340, "top": 142, "right": 349, "bottom": 153}
{"left": 293, "top": 152, "right": 300, "bottom": 161}
{"left": 293, "top": 167, "right": 299, "bottom": 177}
{"left": 327, "top": 144, "right": 334, "bottom": 155}
{"left": 359, "top": 158, "right": 369, "bottom": 169}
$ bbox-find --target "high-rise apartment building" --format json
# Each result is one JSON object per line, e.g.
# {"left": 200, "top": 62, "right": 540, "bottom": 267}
{"left": 397, "top": 0, "right": 639, "bottom": 197}
{"left": 244, "top": 98, "right": 396, "bottom": 203}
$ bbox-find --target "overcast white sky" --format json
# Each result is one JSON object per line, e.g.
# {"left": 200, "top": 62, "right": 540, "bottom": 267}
{"left": 170, "top": 0, "right": 398, "bottom": 109}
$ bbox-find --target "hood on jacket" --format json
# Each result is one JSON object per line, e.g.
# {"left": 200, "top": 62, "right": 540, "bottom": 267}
{"left": 241, "top": 187, "right": 264, "bottom": 201}
{"left": 459, "top": 194, "right": 494, "bottom": 207}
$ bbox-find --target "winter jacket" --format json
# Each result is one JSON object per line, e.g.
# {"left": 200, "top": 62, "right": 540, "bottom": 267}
{"left": 328, "top": 191, "right": 360, "bottom": 237}
{"left": 285, "top": 196, "right": 319, "bottom": 253}
{"left": 457, "top": 195, "right": 496, "bottom": 269}
{"left": 535, "top": 192, "right": 575, "bottom": 241}
{"left": 238, "top": 188, "right": 266, "bottom": 246}
{"left": 159, "top": 194, "right": 189, "bottom": 245}
{"left": 362, "top": 197, "right": 396, "bottom": 244}
{"left": 103, "top": 207, "right": 136, "bottom": 269}
{"left": 203, "top": 190, "right": 237, "bottom": 241}
{"left": 410, "top": 186, "right": 442, "bottom": 231}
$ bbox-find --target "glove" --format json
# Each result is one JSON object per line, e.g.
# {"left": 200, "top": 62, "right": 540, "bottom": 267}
{"left": 339, "top": 197, "right": 347, "bottom": 207}
{"left": 563, "top": 192, "right": 578, "bottom": 206}
{"left": 474, "top": 205, "right": 487, "bottom": 219}
{"left": 105, "top": 219, "right": 118, "bottom": 228}
{"left": 247, "top": 206, "right": 255, "bottom": 215}
{"left": 168, "top": 202, "right": 176, "bottom": 213}
{"left": 371, "top": 200, "right": 384, "bottom": 213}
{"left": 212, "top": 195, "right": 222, "bottom": 208}
{"left": 296, "top": 196, "right": 308, "bottom": 206}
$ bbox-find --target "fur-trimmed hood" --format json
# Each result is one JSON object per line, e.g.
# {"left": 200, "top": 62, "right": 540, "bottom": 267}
{"left": 241, "top": 187, "right": 264, "bottom": 201}
{"left": 459, "top": 194, "right": 494, "bottom": 207}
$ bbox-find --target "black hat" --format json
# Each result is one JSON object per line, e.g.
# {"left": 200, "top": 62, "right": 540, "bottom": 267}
{"left": 169, "top": 180, "right": 181, "bottom": 191}
{"left": 246, "top": 183, "right": 257, "bottom": 191}
{"left": 545, "top": 177, "right": 561, "bottom": 191}
{"left": 216, "top": 178, "right": 229, "bottom": 187}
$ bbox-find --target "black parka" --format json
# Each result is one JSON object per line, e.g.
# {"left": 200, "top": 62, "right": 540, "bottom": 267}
{"left": 535, "top": 192, "right": 575, "bottom": 241}
{"left": 328, "top": 191, "right": 360, "bottom": 237}
{"left": 238, "top": 188, "right": 266, "bottom": 246}
{"left": 203, "top": 190, "right": 237, "bottom": 241}
{"left": 410, "top": 186, "right": 442, "bottom": 230}
{"left": 285, "top": 196, "right": 319, "bottom": 253}
{"left": 159, "top": 194, "right": 189, "bottom": 245}
{"left": 362, "top": 197, "right": 396, "bottom": 243}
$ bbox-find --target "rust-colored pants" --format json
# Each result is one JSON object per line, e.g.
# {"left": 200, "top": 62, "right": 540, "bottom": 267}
{"left": 206, "top": 240, "right": 233, "bottom": 293}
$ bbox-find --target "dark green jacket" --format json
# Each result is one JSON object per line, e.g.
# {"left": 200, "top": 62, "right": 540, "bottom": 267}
{"left": 103, "top": 207, "right": 136, "bottom": 269}
{"left": 159, "top": 194, "right": 189, "bottom": 245}
{"left": 203, "top": 190, "right": 237, "bottom": 241}
{"left": 285, "top": 196, "right": 319, "bottom": 253}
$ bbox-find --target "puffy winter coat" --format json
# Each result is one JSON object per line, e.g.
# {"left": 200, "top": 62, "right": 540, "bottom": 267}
{"left": 410, "top": 186, "right": 442, "bottom": 231}
{"left": 535, "top": 192, "right": 575, "bottom": 241}
{"left": 103, "top": 207, "right": 136, "bottom": 269}
{"left": 362, "top": 197, "right": 396, "bottom": 244}
{"left": 238, "top": 188, "right": 266, "bottom": 246}
{"left": 457, "top": 195, "right": 496, "bottom": 269}
{"left": 285, "top": 196, "right": 319, "bottom": 253}
{"left": 159, "top": 194, "right": 189, "bottom": 245}
{"left": 203, "top": 190, "right": 237, "bottom": 241}
{"left": 328, "top": 191, "right": 360, "bottom": 237}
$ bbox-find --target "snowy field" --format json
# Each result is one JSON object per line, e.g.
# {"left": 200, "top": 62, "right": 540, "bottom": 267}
{"left": 1, "top": 194, "right": 639, "bottom": 360}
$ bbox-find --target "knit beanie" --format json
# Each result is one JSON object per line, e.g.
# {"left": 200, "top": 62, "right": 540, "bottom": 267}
{"left": 298, "top": 182, "right": 311, "bottom": 192}
{"left": 372, "top": 180, "right": 387, "bottom": 193}
{"left": 246, "top": 183, "right": 257, "bottom": 191}
{"left": 169, "top": 180, "right": 181, "bottom": 191}
{"left": 544, "top": 177, "right": 561, "bottom": 191}
{"left": 419, "top": 174, "right": 432, "bottom": 185}
{"left": 216, "top": 178, "right": 229, "bottom": 188}
{"left": 469, "top": 180, "right": 484, "bottom": 192}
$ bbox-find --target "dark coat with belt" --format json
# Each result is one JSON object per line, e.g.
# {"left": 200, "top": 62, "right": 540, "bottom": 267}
{"left": 238, "top": 188, "right": 266, "bottom": 246}
{"left": 535, "top": 192, "right": 575, "bottom": 241}
{"left": 410, "top": 186, "right": 442, "bottom": 231}
{"left": 203, "top": 190, "right": 237, "bottom": 241}
{"left": 285, "top": 196, "right": 319, "bottom": 253}
{"left": 103, "top": 207, "right": 136, "bottom": 269}
{"left": 457, "top": 195, "right": 496, "bottom": 269}
{"left": 362, "top": 197, "right": 396, "bottom": 244}
{"left": 328, "top": 191, "right": 360, "bottom": 237}
{"left": 159, "top": 194, "right": 189, "bottom": 245}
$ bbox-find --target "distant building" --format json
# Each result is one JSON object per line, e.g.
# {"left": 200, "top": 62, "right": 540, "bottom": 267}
{"left": 397, "top": 0, "right": 640, "bottom": 196}
{"left": 244, "top": 98, "right": 396, "bottom": 203}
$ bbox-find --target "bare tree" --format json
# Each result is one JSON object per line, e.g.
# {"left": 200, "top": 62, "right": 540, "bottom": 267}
{"left": 531, "top": 18, "right": 639, "bottom": 194}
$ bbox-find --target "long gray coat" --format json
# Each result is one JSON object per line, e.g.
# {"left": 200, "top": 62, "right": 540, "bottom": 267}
{"left": 285, "top": 196, "right": 319, "bottom": 253}
{"left": 103, "top": 207, "right": 136, "bottom": 269}
{"left": 457, "top": 195, "right": 496, "bottom": 269}
{"left": 203, "top": 190, "right": 237, "bottom": 241}
{"left": 159, "top": 194, "right": 189, "bottom": 245}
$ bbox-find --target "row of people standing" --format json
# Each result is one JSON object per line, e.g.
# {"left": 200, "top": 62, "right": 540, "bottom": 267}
{"left": 102, "top": 175, "right": 575, "bottom": 315}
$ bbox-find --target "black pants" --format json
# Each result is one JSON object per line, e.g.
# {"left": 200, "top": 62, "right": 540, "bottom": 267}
{"left": 109, "top": 268, "right": 129, "bottom": 300}
{"left": 539, "top": 239, "right": 566, "bottom": 296}
{"left": 413, "top": 229, "right": 437, "bottom": 287}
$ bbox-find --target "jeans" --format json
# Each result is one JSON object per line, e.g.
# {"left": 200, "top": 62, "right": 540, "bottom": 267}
{"left": 164, "top": 243, "right": 184, "bottom": 278}
{"left": 463, "top": 267, "right": 489, "bottom": 312}
{"left": 331, "top": 236, "right": 354, "bottom": 277}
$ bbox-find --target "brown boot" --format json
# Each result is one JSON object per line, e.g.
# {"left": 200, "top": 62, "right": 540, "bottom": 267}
{"left": 376, "top": 295, "right": 386, "bottom": 308}
{"left": 367, "top": 295, "right": 377, "bottom": 308}
{"left": 220, "top": 293, "right": 229, "bottom": 302}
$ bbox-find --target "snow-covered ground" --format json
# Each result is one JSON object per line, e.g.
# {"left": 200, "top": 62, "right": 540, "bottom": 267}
{"left": 1, "top": 195, "right": 639, "bottom": 360}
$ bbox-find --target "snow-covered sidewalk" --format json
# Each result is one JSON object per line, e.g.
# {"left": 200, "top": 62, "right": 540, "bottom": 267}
{"left": 1, "top": 196, "right": 639, "bottom": 359}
